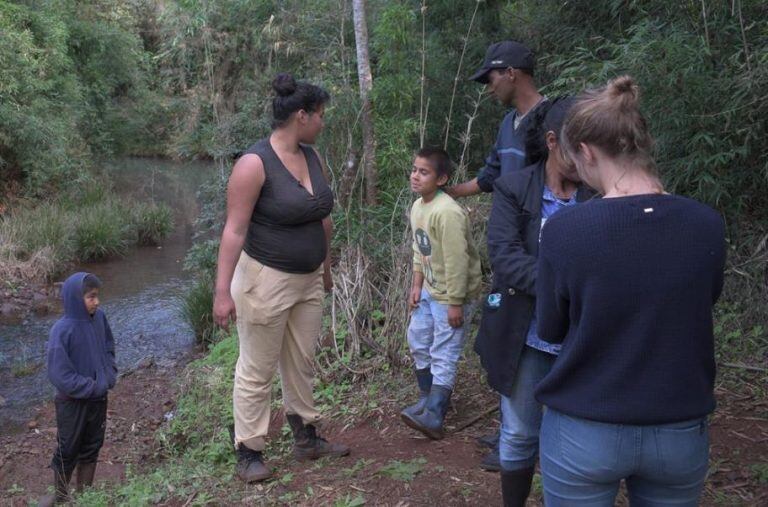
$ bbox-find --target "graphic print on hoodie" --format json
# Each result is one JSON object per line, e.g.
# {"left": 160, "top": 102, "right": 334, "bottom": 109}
{"left": 47, "top": 272, "right": 117, "bottom": 400}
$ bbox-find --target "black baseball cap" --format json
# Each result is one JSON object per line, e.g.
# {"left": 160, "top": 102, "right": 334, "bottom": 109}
{"left": 469, "top": 40, "right": 535, "bottom": 84}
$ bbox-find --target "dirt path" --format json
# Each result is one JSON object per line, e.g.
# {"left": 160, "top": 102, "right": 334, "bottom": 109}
{"left": 0, "top": 359, "right": 191, "bottom": 505}
{"left": 1, "top": 363, "right": 766, "bottom": 506}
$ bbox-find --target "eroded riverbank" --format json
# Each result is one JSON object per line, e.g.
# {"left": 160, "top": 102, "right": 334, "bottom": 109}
{"left": 0, "top": 158, "right": 216, "bottom": 431}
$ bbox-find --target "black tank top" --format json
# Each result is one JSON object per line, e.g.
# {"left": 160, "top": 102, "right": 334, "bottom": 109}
{"left": 242, "top": 138, "right": 334, "bottom": 273}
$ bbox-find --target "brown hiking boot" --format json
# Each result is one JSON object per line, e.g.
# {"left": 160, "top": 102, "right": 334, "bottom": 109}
{"left": 235, "top": 445, "right": 272, "bottom": 483}
{"left": 286, "top": 414, "right": 350, "bottom": 461}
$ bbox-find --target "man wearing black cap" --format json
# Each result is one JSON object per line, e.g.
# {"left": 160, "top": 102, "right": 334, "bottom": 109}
{"left": 450, "top": 39, "right": 550, "bottom": 476}
{"left": 448, "top": 40, "right": 548, "bottom": 198}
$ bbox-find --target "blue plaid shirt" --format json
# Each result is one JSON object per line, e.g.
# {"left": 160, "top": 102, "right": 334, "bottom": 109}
{"left": 526, "top": 185, "right": 578, "bottom": 355}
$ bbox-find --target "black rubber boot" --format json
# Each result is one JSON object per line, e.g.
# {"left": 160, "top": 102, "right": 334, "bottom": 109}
{"left": 480, "top": 447, "right": 501, "bottom": 472}
{"left": 501, "top": 466, "right": 535, "bottom": 507}
{"left": 37, "top": 468, "right": 72, "bottom": 506}
{"left": 401, "top": 384, "right": 452, "bottom": 440}
{"left": 477, "top": 430, "right": 500, "bottom": 449}
{"left": 400, "top": 368, "right": 432, "bottom": 421}
{"left": 287, "top": 414, "right": 350, "bottom": 461}
{"left": 235, "top": 444, "right": 272, "bottom": 483}
{"left": 76, "top": 462, "right": 97, "bottom": 492}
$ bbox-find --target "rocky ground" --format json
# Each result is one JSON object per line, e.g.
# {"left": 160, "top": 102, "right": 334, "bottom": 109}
{"left": 0, "top": 282, "right": 59, "bottom": 326}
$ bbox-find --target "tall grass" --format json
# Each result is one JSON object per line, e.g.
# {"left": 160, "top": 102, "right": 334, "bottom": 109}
{"left": 134, "top": 204, "right": 174, "bottom": 246}
{"left": 0, "top": 187, "right": 174, "bottom": 282}
{"left": 74, "top": 201, "right": 133, "bottom": 261}
{"left": 179, "top": 274, "right": 217, "bottom": 346}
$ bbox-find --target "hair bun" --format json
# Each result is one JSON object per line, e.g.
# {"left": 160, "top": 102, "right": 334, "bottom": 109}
{"left": 272, "top": 73, "right": 297, "bottom": 97}
{"left": 608, "top": 75, "right": 639, "bottom": 104}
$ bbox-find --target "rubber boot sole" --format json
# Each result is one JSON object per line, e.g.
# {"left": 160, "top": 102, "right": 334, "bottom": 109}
{"left": 400, "top": 411, "right": 445, "bottom": 440}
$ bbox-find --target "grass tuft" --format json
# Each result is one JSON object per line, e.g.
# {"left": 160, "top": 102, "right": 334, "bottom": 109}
{"left": 133, "top": 203, "right": 174, "bottom": 246}
{"left": 74, "top": 201, "right": 134, "bottom": 261}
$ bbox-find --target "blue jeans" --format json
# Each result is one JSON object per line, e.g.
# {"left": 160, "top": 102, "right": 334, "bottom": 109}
{"left": 499, "top": 345, "right": 556, "bottom": 471}
{"left": 540, "top": 408, "right": 709, "bottom": 506}
{"left": 407, "top": 289, "right": 472, "bottom": 389}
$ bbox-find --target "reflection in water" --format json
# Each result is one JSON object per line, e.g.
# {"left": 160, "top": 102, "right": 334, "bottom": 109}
{"left": 0, "top": 158, "right": 217, "bottom": 432}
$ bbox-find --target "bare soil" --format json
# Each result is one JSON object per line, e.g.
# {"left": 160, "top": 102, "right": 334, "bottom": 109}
{"left": 0, "top": 360, "right": 190, "bottom": 505}
{"left": 1, "top": 363, "right": 766, "bottom": 506}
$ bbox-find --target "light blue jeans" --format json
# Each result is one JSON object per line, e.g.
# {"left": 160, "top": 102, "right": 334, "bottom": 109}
{"left": 499, "top": 345, "right": 556, "bottom": 471}
{"left": 407, "top": 289, "right": 472, "bottom": 389}
{"left": 540, "top": 408, "right": 709, "bottom": 506}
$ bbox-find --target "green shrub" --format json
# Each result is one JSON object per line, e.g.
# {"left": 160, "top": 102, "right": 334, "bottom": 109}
{"left": 183, "top": 239, "right": 219, "bottom": 275}
{"left": 133, "top": 203, "right": 174, "bottom": 246}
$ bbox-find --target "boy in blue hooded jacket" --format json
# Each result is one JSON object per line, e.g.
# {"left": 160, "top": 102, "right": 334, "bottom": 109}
{"left": 40, "top": 272, "right": 117, "bottom": 506}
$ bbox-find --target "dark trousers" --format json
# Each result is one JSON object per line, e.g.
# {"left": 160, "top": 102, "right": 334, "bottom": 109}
{"left": 50, "top": 397, "right": 107, "bottom": 475}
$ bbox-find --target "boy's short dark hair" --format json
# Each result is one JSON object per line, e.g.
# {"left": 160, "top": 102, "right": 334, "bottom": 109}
{"left": 416, "top": 147, "right": 453, "bottom": 180}
{"left": 83, "top": 274, "right": 102, "bottom": 294}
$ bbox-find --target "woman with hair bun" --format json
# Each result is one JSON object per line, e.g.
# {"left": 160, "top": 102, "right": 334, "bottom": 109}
{"left": 213, "top": 73, "right": 349, "bottom": 483}
{"left": 534, "top": 76, "right": 725, "bottom": 505}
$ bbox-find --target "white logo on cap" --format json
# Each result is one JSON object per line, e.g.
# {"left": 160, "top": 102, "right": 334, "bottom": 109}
{"left": 491, "top": 60, "right": 504, "bottom": 65}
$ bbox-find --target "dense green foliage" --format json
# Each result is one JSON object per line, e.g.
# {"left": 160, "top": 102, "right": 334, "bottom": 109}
{"left": 164, "top": 0, "right": 767, "bottom": 361}
{"left": 0, "top": 0, "right": 165, "bottom": 194}
{"left": 4, "top": 1, "right": 766, "bottom": 218}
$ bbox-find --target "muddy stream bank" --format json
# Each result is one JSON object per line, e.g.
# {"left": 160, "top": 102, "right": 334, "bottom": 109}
{"left": 0, "top": 158, "right": 216, "bottom": 432}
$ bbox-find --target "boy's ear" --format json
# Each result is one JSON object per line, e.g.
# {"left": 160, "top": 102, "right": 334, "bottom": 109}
{"left": 437, "top": 173, "right": 450, "bottom": 187}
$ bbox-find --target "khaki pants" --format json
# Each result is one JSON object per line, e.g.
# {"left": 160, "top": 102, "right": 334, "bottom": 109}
{"left": 231, "top": 252, "right": 324, "bottom": 451}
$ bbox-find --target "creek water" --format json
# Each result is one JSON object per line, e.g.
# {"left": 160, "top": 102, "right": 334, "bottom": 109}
{"left": 0, "top": 158, "right": 217, "bottom": 433}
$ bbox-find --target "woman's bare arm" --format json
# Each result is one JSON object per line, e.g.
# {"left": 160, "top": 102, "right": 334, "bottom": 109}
{"left": 213, "top": 154, "right": 265, "bottom": 329}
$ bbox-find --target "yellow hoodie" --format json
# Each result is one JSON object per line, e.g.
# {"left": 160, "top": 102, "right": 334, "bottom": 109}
{"left": 410, "top": 191, "right": 482, "bottom": 305}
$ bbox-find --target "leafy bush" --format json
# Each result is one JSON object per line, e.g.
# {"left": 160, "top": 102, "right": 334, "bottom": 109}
{"left": 0, "top": 1, "right": 169, "bottom": 194}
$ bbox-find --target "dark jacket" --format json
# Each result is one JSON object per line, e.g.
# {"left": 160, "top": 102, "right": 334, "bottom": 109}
{"left": 47, "top": 272, "right": 117, "bottom": 400}
{"left": 476, "top": 101, "right": 549, "bottom": 193}
{"left": 474, "top": 161, "right": 592, "bottom": 396}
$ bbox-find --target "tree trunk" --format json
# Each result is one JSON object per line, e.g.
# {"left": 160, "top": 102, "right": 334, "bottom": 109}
{"left": 352, "top": 0, "right": 377, "bottom": 205}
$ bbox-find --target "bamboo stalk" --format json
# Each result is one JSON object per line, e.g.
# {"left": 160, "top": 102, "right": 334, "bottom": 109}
{"left": 444, "top": 0, "right": 481, "bottom": 149}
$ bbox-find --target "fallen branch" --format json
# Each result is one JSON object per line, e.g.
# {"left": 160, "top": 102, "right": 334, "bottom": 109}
{"left": 453, "top": 404, "right": 499, "bottom": 433}
{"left": 722, "top": 362, "right": 768, "bottom": 373}
{"left": 182, "top": 491, "right": 198, "bottom": 507}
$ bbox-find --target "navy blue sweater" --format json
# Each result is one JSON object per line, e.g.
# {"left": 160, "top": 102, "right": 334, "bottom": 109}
{"left": 535, "top": 194, "right": 725, "bottom": 425}
{"left": 47, "top": 272, "right": 117, "bottom": 400}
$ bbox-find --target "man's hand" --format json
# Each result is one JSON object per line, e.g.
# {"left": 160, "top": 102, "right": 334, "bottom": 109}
{"left": 444, "top": 178, "right": 481, "bottom": 199}
{"left": 409, "top": 286, "right": 422, "bottom": 310}
{"left": 213, "top": 292, "right": 237, "bottom": 331}
{"left": 323, "top": 269, "right": 334, "bottom": 293}
{"left": 448, "top": 305, "right": 464, "bottom": 328}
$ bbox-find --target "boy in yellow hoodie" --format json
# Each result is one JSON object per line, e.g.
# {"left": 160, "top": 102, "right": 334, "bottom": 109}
{"left": 401, "top": 147, "right": 482, "bottom": 439}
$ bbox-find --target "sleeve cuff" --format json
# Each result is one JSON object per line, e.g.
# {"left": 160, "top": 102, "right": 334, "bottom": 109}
{"left": 477, "top": 175, "right": 494, "bottom": 193}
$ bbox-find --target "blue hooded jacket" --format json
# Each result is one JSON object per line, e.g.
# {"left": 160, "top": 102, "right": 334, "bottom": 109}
{"left": 47, "top": 272, "right": 117, "bottom": 400}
